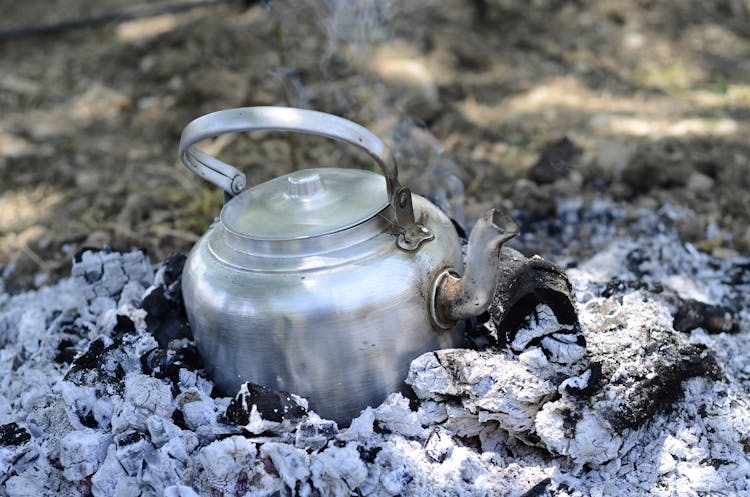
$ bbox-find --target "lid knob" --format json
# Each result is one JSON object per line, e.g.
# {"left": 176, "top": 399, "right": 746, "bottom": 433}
{"left": 287, "top": 170, "right": 325, "bottom": 198}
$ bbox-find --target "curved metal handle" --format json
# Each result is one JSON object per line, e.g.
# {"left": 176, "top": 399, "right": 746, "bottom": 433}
{"left": 179, "top": 106, "right": 433, "bottom": 251}
{"left": 179, "top": 106, "right": 400, "bottom": 198}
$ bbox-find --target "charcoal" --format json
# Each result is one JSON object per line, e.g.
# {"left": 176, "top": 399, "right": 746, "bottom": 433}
{"left": 357, "top": 445, "right": 382, "bottom": 464}
{"left": 54, "top": 338, "right": 78, "bottom": 364}
{"left": 142, "top": 286, "right": 191, "bottom": 347}
{"left": 2, "top": 198, "right": 750, "bottom": 495}
{"left": 71, "top": 249, "right": 153, "bottom": 305}
{"left": 425, "top": 428, "right": 453, "bottom": 463}
{"left": 110, "top": 374, "right": 174, "bottom": 434}
{"left": 112, "top": 314, "right": 136, "bottom": 338}
{"left": 520, "top": 478, "right": 552, "bottom": 497}
{"left": 625, "top": 247, "right": 651, "bottom": 278}
{"left": 160, "top": 253, "right": 186, "bottom": 287}
{"left": 59, "top": 428, "right": 111, "bottom": 481}
{"left": 64, "top": 337, "right": 117, "bottom": 385}
{"left": 489, "top": 248, "right": 580, "bottom": 350}
{"left": 141, "top": 253, "right": 191, "bottom": 348}
{"left": 114, "top": 430, "right": 154, "bottom": 476}
{"left": 465, "top": 312, "right": 497, "bottom": 350}
{"left": 602, "top": 343, "right": 721, "bottom": 432}
{"left": 673, "top": 299, "right": 739, "bottom": 334}
{"left": 600, "top": 278, "right": 649, "bottom": 298}
{"left": 0, "top": 423, "right": 31, "bottom": 447}
{"left": 140, "top": 344, "right": 204, "bottom": 393}
{"left": 310, "top": 442, "right": 367, "bottom": 497}
{"left": 407, "top": 349, "right": 558, "bottom": 439}
{"left": 225, "top": 382, "right": 308, "bottom": 426}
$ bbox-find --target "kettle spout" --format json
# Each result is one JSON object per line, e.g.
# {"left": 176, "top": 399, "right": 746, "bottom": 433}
{"left": 432, "top": 209, "right": 519, "bottom": 328}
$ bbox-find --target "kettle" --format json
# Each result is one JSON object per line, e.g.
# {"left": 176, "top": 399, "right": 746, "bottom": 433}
{"left": 179, "top": 107, "right": 518, "bottom": 423}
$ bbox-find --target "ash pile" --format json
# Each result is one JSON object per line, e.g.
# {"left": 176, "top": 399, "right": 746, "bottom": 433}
{"left": 1, "top": 203, "right": 750, "bottom": 497}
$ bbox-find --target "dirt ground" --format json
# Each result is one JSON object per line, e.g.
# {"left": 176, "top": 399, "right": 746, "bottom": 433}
{"left": 1, "top": 0, "right": 749, "bottom": 291}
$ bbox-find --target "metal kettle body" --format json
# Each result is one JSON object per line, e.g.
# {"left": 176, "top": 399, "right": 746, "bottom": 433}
{"left": 182, "top": 193, "right": 463, "bottom": 423}
{"left": 178, "top": 107, "right": 517, "bottom": 424}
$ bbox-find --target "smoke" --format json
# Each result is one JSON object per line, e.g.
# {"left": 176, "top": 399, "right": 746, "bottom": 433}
{"left": 265, "top": 0, "right": 466, "bottom": 224}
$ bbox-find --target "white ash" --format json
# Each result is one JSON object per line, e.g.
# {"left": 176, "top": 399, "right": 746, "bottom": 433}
{"left": 0, "top": 201, "right": 749, "bottom": 497}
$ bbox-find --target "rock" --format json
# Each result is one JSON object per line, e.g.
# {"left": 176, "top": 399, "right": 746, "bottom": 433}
{"left": 687, "top": 171, "right": 715, "bottom": 192}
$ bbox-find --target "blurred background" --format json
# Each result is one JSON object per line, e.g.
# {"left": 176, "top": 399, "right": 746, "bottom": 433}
{"left": 1, "top": 0, "right": 749, "bottom": 291}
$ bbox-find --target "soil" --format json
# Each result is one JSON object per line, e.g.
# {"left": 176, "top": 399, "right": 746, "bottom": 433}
{"left": 1, "top": 0, "right": 749, "bottom": 290}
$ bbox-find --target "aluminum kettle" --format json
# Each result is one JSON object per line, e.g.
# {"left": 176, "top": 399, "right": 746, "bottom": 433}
{"left": 179, "top": 107, "right": 518, "bottom": 424}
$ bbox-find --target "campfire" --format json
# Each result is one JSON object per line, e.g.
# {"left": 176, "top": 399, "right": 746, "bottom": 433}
{"left": 2, "top": 198, "right": 748, "bottom": 496}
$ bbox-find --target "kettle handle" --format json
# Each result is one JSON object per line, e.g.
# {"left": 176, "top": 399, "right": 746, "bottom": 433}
{"left": 179, "top": 106, "right": 400, "bottom": 198}
{"left": 179, "top": 106, "right": 432, "bottom": 250}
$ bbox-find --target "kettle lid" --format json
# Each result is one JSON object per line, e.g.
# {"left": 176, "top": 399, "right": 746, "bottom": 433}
{"left": 220, "top": 167, "right": 388, "bottom": 241}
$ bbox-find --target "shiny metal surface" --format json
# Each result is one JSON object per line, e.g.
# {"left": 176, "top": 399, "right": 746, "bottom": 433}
{"left": 220, "top": 168, "right": 388, "bottom": 243}
{"left": 179, "top": 106, "right": 515, "bottom": 424}
{"left": 433, "top": 209, "right": 519, "bottom": 325}
{"left": 178, "top": 106, "right": 431, "bottom": 252}
{"left": 179, "top": 106, "right": 399, "bottom": 197}
{"left": 183, "top": 195, "right": 463, "bottom": 423}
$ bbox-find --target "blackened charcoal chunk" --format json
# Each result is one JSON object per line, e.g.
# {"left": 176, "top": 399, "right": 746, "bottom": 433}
{"left": 604, "top": 343, "right": 721, "bottom": 432}
{"left": 140, "top": 345, "right": 203, "bottom": 390}
{"left": 225, "top": 383, "right": 307, "bottom": 425}
{"left": 357, "top": 445, "right": 382, "bottom": 464}
{"left": 65, "top": 338, "right": 115, "bottom": 380}
{"left": 116, "top": 431, "right": 147, "bottom": 448}
{"left": 673, "top": 299, "right": 739, "bottom": 334}
{"left": 161, "top": 253, "right": 186, "bottom": 287}
{"left": 142, "top": 286, "right": 191, "bottom": 347}
{"left": 466, "top": 312, "right": 498, "bottom": 350}
{"left": 520, "top": 478, "right": 552, "bottom": 497}
{"left": 64, "top": 336, "right": 133, "bottom": 388}
{"left": 114, "top": 430, "right": 154, "bottom": 477}
{"left": 113, "top": 314, "right": 137, "bottom": 339}
{"left": 491, "top": 250, "right": 580, "bottom": 348}
{"left": 564, "top": 362, "right": 603, "bottom": 397}
{"left": 55, "top": 338, "right": 78, "bottom": 364}
{"left": 0, "top": 423, "right": 31, "bottom": 446}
